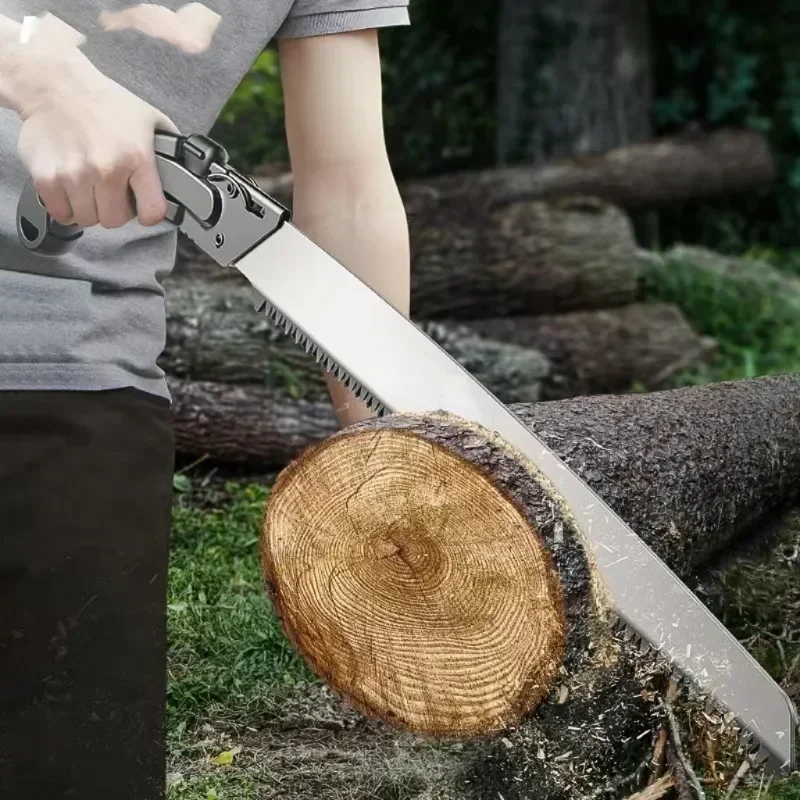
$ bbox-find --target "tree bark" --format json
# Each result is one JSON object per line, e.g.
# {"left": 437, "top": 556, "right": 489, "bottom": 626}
{"left": 404, "top": 193, "right": 639, "bottom": 318}
{"left": 162, "top": 276, "right": 716, "bottom": 428}
{"left": 232, "top": 128, "right": 774, "bottom": 216}
{"left": 161, "top": 277, "right": 550, "bottom": 404}
{"left": 494, "top": 0, "right": 653, "bottom": 165}
{"left": 464, "top": 303, "right": 717, "bottom": 398}
{"left": 165, "top": 306, "right": 716, "bottom": 466}
{"left": 436, "top": 128, "right": 776, "bottom": 213}
{"left": 173, "top": 193, "right": 641, "bottom": 319}
{"left": 168, "top": 376, "right": 339, "bottom": 466}
{"left": 260, "top": 375, "right": 800, "bottom": 798}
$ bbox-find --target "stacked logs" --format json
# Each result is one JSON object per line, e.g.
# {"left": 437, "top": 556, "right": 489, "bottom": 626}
{"left": 165, "top": 127, "right": 800, "bottom": 797}
{"left": 165, "top": 128, "right": 776, "bottom": 467}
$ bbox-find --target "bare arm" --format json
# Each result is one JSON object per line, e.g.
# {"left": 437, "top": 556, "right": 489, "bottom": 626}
{"left": 278, "top": 28, "right": 410, "bottom": 426}
{"left": 0, "top": 13, "right": 87, "bottom": 113}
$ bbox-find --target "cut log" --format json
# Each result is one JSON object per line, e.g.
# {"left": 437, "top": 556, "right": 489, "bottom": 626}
{"left": 168, "top": 377, "right": 339, "bottom": 466}
{"left": 165, "top": 303, "right": 716, "bottom": 465}
{"left": 464, "top": 303, "right": 717, "bottom": 398}
{"left": 161, "top": 278, "right": 550, "bottom": 404}
{"left": 245, "top": 127, "right": 773, "bottom": 214}
{"left": 482, "top": 127, "right": 775, "bottom": 210}
{"left": 173, "top": 195, "right": 640, "bottom": 319}
{"left": 259, "top": 375, "right": 800, "bottom": 798}
{"left": 405, "top": 194, "right": 638, "bottom": 318}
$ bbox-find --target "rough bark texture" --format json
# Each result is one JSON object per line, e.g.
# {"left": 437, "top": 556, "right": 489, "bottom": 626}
{"left": 260, "top": 374, "right": 800, "bottom": 798}
{"left": 172, "top": 193, "right": 640, "bottom": 319}
{"left": 161, "top": 277, "right": 550, "bottom": 404}
{"left": 465, "top": 303, "right": 717, "bottom": 398}
{"left": 505, "top": 375, "right": 800, "bottom": 573}
{"left": 168, "top": 376, "right": 339, "bottom": 465}
{"left": 404, "top": 195, "right": 638, "bottom": 318}
{"left": 495, "top": 0, "right": 653, "bottom": 165}
{"left": 243, "top": 128, "right": 774, "bottom": 218}
{"left": 449, "top": 129, "right": 776, "bottom": 213}
{"left": 162, "top": 277, "right": 713, "bottom": 408}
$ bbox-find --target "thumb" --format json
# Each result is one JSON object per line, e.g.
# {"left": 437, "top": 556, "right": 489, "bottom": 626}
{"left": 153, "top": 112, "right": 180, "bottom": 136}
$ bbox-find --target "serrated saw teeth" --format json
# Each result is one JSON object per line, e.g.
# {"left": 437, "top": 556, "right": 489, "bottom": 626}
{"left": 257, "top": 297, "right": 385, "bottom": 416}
{"left": 611, "top": 619, "right": 786, "bottom": 773}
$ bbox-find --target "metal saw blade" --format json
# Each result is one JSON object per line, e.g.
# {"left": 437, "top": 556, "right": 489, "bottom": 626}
{"left": 234, "top": 222, "right": 797, "bottom": 775}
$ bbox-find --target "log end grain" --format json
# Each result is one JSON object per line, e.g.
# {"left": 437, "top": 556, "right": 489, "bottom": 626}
{"left": 261, "top": 411, "right": 613, "bottom": 737}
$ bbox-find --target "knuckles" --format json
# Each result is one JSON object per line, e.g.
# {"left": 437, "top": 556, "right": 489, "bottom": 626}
{"left": 32, "top": 145, "right": 152, "bottom": 188}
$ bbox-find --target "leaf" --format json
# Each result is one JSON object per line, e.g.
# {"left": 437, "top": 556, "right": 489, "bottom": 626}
{"left": 173, "top": 474, "right": 192, "bottom": 493}
{"left": 210, "top": 746, "right": 241, "bottom": 766}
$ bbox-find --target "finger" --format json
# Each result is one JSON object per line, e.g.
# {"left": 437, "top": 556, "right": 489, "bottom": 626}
{"left": 128, "top": 161, "right": 168, "bottom": 227}
{"left": 94, "top": 173, "right": 136, "bottom": 229}
{"left": 63, "top": 174, "right": 100, "bottom": 227}
{"left": 34, "top": 178, "right": 73, "bottom": 225}
{"left": 153, "top": 112, "right": 180, "bottom": 136}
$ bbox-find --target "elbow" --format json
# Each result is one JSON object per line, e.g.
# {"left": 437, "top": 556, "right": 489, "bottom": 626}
{"left": 292, "top": 157, "right": 408, "bottom": 236}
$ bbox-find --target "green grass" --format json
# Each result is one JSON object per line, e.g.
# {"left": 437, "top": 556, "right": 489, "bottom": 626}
{"left": 165, "top": 477, "right": 800, "bottom": 799}
{"left": 639, "top": 246, "right": 800, "bottom": 384}
{"left": 707, "top": 776, "right": 800, "bottom": 799}
{"left": 166, "top": 479, "right": 313, "bottom": 749}
{"left": 168, "top": 770, "right": 262, "bottom": 800}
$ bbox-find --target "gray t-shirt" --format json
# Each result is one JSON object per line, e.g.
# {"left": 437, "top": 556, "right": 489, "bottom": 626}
{"left": 0, "top": 0, "right": 409, "bottom": 399}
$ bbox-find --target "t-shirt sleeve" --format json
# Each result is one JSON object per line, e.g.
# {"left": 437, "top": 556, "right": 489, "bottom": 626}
{"left": 277, "top": 0, "right": 410, "bottom": 39}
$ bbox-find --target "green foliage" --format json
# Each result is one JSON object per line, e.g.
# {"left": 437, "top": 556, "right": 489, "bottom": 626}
{"left": 210, "top": 48, "right": 287, "bottom": 168}
{"left": 379, "top": 1, "right": 498, "bottom": 177}
{"left": 650, "top": 0, "right": 800, "bottom": 250}
{"left": 212, "top": 1, "right": 497, "bottom": 175}
{"left": 639, "top": 247, "right": 800, "bottom": 384}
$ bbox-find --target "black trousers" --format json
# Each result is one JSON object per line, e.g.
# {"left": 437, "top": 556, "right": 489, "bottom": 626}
{"left": 0, "top": 388, "right": 175, "bottom": 798}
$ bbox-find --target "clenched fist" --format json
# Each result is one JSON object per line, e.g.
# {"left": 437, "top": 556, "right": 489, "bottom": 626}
{"left": 13, "top": 28, "right": 178, "bottom": 229}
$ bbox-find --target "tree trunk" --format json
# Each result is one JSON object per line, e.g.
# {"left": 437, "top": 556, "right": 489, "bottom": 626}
{"left": 173, "top": 194, "right": 641, "bottom": 319}
{"left": 260, "top": 375, "right": 800, "bottom": 797}
{"left": 162, "top": 277, "right": 713, "bottom": 407}
{"left": 435, "top": 128, "right": 776, "bottom": 213}
{"left": 464, "top": 303, "right": 717, "bottom": 398}
{"left": 166, "top": 306, "right": 716, "bottom": 466}
{"left": 495, "top": 0, "right": 653, "bottom": 165}
{"left": 406, "top": 195, "right": 638, "bottom": 318}
{"left": 161, "top": 277, "right": 550, "bottom": 404}
{"left": 168, "top": 376, "right": 339, "bottom": 465}
{"left": 224, "top": 128, "right": 774, "bottom": 216}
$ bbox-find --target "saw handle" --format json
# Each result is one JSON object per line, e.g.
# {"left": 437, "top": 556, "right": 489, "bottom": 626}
{"left": 16, "top": 131, "right": 218, "bottom": 256}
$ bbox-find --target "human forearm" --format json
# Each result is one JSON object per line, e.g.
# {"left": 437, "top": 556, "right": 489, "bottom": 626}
{"left": 0, "top": 13, "right": 88, "bottom": 116}
{"left": 292, "top": 161, "right": 411, "bottom": 425}
{"left": 0, "top": 16, "right": 29, "bottom": 113}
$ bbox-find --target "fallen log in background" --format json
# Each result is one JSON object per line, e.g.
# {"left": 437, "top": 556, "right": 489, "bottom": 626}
{"left": 465, "top": 303, "right": 717, "bottom": 398}
{"left": 161, "top": 278, "right": 550, "bottom": 404}
{"left": 162, "top": 279, "right": 713, "bottom": 425}
{"left": 473, "top": 127, "right": 775, "bottom": 211}
{"left": 249, "top": 127, "right": 774, "bottom": 213}
{"left": 168, "top": 377, "right": 339, "bottom": 466}
{"left": 173, "top": 194, "right": 640, "bottom": 319}
{"left": 404, "top": 195, "right": 638, "bottom": 318}
{"left": 165, "top": 311, "right": 715, "bottom": 466}
{"left": 260, "top": 375, "right": 800, "bottom": 798}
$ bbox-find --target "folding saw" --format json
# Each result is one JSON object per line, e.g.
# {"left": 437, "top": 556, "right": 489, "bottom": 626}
{"left": 16, "top": 131, "right": 797, "bottom": 774}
